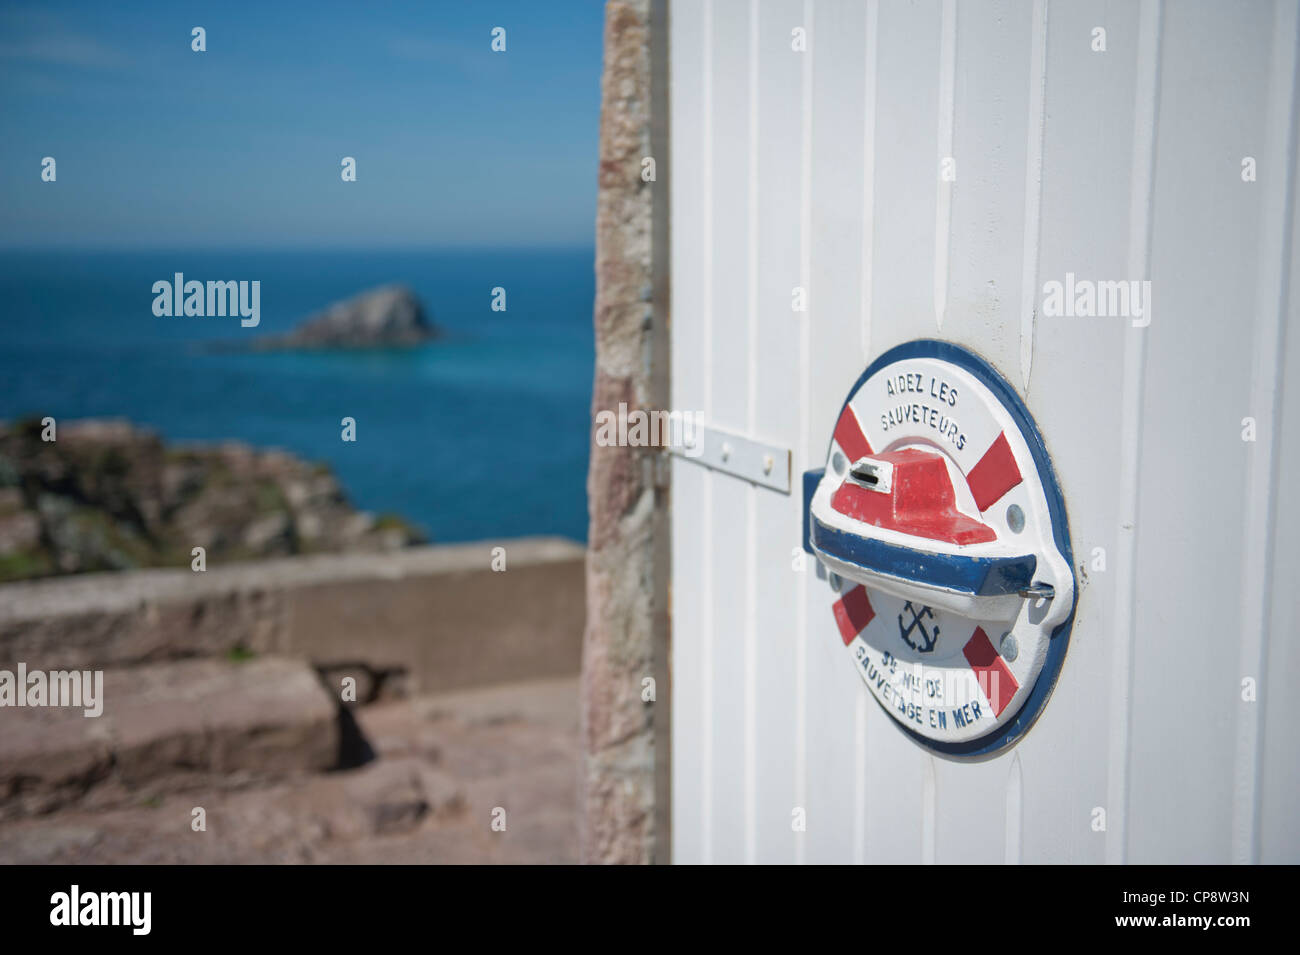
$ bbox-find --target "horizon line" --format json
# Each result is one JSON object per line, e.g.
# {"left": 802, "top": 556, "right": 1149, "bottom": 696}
{"left": 0, "top": 241, "right": 597, "bottom": 255}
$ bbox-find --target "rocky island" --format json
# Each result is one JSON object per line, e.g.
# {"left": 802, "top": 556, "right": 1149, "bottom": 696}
{"left": 250, "top": 284, "right": 438, "bottom": 350}
{"left": 0, "top": 418, "right": 422, "bottom": 582}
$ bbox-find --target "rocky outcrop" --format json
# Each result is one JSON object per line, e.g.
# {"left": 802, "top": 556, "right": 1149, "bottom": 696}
{"left": 0, "top": 418, "right": 421, "bottom": 582}
{"left": 253, "top": 285, "right": 437, "bottom": 350}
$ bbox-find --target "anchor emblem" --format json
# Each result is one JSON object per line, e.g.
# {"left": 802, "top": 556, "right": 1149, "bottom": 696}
{"left": 898, "top": 601, "right": 939, "bottom": 653}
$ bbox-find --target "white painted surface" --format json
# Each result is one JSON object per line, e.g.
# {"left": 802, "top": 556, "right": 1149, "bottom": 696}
{"left": 669, "top": 0, "right": 1300, "bottom": 864}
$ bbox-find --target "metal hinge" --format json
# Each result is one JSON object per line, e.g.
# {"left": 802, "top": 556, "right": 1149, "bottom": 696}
{"left": 668, "top": 422, "right": 792, "bottom": 494}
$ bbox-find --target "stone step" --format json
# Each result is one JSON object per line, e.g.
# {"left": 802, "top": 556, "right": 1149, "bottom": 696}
{"left": 0, "top": 756, "right": 462, "bottom": 864}
{"left": 0, "top": 676, "right": 580, "bottom": 864}
{"left": 0, "top": 656, "right": 339, "bottom": 818}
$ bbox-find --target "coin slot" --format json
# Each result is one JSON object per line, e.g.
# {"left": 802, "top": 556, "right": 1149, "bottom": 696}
{"left": 849, "top": 458, "right": 892, "bottom": 493}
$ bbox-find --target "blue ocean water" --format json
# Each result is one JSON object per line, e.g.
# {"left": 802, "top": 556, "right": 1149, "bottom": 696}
{"left": 0, "top": 248, "right": 594, "bottom": 543}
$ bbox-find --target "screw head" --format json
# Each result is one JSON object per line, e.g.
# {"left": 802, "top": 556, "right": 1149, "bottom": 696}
{"left": 1006, "top": 504, "right": 1025, "bottom": 534}
{"left": 1000, "top": 631, "right": 1019, "bottom": 662}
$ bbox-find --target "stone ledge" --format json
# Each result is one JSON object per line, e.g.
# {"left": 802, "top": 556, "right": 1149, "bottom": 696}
{"left": 0, "top": 537, "right": 586, "bottom": 692}
{"left": 0, "top": 536, "right": 582, "bottom": 622}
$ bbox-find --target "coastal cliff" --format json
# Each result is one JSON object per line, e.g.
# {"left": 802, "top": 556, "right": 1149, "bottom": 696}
{"left": 0, "top": 418, "right": 421, "bottom": 582}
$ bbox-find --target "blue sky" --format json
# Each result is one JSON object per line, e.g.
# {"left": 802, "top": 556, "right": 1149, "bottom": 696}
{"left": 0, "top": 1, "right": 605, "bottom": 249}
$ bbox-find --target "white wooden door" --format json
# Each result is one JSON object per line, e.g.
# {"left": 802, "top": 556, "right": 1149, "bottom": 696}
{"left": 669, "top": 0, "right": 1300, "bottom": 864}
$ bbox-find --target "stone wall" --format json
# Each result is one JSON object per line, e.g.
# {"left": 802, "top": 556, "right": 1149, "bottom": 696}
{"left": 582, "top": 0, "right": 672, "bottom": 865}
{"left": 0, "top": 536, "right": 585, "bottom": 692}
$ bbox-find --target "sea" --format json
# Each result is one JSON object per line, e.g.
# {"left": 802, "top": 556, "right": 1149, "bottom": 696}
{"left": 0, "top": 248, "right": 595, "bottom": 544}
